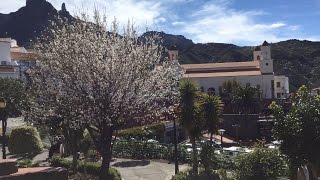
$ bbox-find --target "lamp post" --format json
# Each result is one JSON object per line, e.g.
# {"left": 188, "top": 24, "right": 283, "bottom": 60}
{"left": 0, "top": 97, "right": 7, "bottom": 159}
{"left": 218, "top": 129, "right": 225, "bottom": 150}
{"left": 169, "top": 106, "right": 179, "bottom": 174}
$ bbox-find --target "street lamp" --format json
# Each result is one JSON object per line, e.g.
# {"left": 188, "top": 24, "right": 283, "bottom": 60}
{"left": 218, "top": 129, "right": 225, "bottom": 149}
{"left": 0, "top": 97, "right": 7, "bottom": 159}
{"left": 169, "top": 106, "right": 179, "bottom": 174}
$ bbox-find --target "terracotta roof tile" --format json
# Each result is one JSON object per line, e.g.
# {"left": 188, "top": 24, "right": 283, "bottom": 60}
{"left": 10, "top": 52, "right": 38, "bottom": 61}
{"left": 0, "top": 66, "right": 15, "bottom": 72}
{"left": 183, "top": 70, "right": 261, "bottom": 78}
{"left": 181, "top": 61, "right": 259, "bottom": 70}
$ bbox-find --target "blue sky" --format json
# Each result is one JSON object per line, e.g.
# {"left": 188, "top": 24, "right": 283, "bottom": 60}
{"left": 1, "top": 0, "right": 320, "bottom": 45}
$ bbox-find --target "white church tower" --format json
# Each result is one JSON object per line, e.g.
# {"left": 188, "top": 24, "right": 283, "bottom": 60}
{"left": 253, "top": 41, "right": 273, "bottom": 75}
{"left": 168, "top": 45, "right": 178, "bottom": 62}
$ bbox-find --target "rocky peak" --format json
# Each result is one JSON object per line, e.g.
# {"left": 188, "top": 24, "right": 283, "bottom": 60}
{"left": 61, "top": 3, "right": 67, "bottom": 12}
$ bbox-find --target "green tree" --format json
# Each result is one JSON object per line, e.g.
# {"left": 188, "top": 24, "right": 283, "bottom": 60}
{"left": 201, "top": 94, "right": 223, "bottom": 145}
{"left": 269, "top": 85, "right": 320, "bottom": 179}
{"left": 0, "top": 78, "right": 28, "bottom": 117}
{"left": 235, "top": 146, "right": 286, "bottom": 180}
{"left": 221, "top": 80, "right": 240, "bottom": 99}
{"left": 232, "top": 84, "right": 260, "bottom": 114}
{"left": 231, "top": 84, "right": 260, "bottom": 138}
{"left": 178, "top": 80, "right": 203, "bottom": 177}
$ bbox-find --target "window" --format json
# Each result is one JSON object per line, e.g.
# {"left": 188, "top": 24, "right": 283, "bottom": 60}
{"left": 200, "top": 87, "right": 204, "bottom": 92}
{"left": 1, "top": 61, "right": 7, "bottom": 65}
{"left": 257, "top": 55, "right": 261, "bottom": 60}
{"left": 276, "top": 82, "right": 281, "bottom": 88}
{"left": 266, "top": 63, "right": 269, "bottom": 66}
{"left": 277, "top": 93, "right": 281, "bottom": 98}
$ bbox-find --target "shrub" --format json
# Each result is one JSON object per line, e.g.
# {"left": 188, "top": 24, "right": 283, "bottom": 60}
{"left": 50, "top": 157, "right": 121, "bottom": 180}
{"left": 112, "top": 140, "right": 190, "bottom": 163}
{"left": 235, "top": 147, "right": 286, "bottom": 180}
{"left": 171, "top": 170, "right": 219, "bottom": 180}
{"left": 50, "top": 157, "right": 72, "bottom": 169}
{"left": 171, "top": 171, "right": 189, "bottom": 180}
{"left": 117, "top": 123, "right": 165, "bottom": 141}
{"left": 17, "top": 159, "right": 40, "bottom": 168}
{"left": 8, "top": 126, "right": 43, "bottom": 155}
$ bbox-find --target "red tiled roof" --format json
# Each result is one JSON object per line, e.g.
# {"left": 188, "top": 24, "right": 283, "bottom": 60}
{"left": 181, "top": 61, "right": 259, "bottom": 70}
{"left": 0, "top": 66, "right": 15, "bottom": 72}
{"left": 10, "top": 52, "right": 38, "bottom": 61}
{"left": 183, "top": 70, "right": 261, "bottom": 78}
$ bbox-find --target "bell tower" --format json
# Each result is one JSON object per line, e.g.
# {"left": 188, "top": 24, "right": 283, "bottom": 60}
{"left": 168, "top": 45, "right": 178, "bottom": 62}
{"left": 259, "top": 41, "right": 273, "bottom": 74}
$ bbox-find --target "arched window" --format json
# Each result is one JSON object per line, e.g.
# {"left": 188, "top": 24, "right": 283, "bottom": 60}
{"left": 257, "top": 55, "right": 261, "bottom": 60}
{"left": 208, "top": 87, "right": 215, "bottom": 95}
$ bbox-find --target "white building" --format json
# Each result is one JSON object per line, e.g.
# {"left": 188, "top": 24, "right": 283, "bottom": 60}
{"left": 0, "top": 38, "right": 37, "bottom": 80}
{"left": 168, "top": 41, "right": 289, "bottom": 99}
{"left": 0, "top": 38, "right": 18, "bottom": 78}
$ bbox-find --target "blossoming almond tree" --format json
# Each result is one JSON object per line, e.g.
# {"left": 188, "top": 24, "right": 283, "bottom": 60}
{"left": 28, "top": 12, "right": 181, "bottom": 179}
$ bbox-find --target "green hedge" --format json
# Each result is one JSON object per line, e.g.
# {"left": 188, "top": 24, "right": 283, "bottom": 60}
{"left": 8, "top": 126, "right": 43, "bottom": 155}
{"left": 117, "top": 123, "right": 165, "bottom": 140}
{"left": 113, "top": 140, "right": 190, "bottom": 163}
{"left": 50, "top": 157, "right": 121, "bottom": 180}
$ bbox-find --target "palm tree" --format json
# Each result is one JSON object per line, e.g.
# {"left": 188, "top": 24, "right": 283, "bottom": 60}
{"left": 231, "top": 84, "right": 260, "bottom": 138}
{"left": 201, "top": 94, "right": 223, "bottom": 145}
{"left": 178, "top": 80, "right": 203, "bottom": 177}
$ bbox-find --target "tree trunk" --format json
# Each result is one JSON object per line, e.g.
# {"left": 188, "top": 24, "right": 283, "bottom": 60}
{"left": 209, "top": 133, "right": 213, "bottom": 147}
{"left": 309, "top": 163, "right": 318, "bottom": 180}
{"left": 190, "top": 136, "right": 198, "bottom": 177}
{"left": 99, "top": 129, "right": 113, "bottom": 180}
{"left": 72, "top": 131, "right": 78, "bottom": 173}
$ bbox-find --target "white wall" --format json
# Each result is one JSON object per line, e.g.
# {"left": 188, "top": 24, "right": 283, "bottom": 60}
{"left": 253, "top": 50, "right": 262, "bottom": 61}
{"left": 184, "top": 74, "right": 274, "bottom": 99}
{"left": 0, "top": 38, "right": 11, "bottom": 64}
{"left": 261, "top": 45, "right": 271, "bottom": 60}
{"left": 274, "top": 76, "right": 289, "bottom": 99}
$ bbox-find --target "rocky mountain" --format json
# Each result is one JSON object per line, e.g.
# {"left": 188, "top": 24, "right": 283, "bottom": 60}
{"left": 1, "top": 0, "right": 320, "bottom": 91}
{"left": 0, "top": 0, "right": 73, "bottom": 47}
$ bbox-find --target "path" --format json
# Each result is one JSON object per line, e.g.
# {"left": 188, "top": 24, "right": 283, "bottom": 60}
{"left": 111, "top": 158, "right": 189, "bottom": 180}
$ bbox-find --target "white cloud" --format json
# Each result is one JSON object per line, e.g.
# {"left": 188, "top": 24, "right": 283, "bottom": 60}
{"left": 179, "top": 0, "right": 302, "bottom": 45}
{"left": 172, "top": 21, "right": 186, "bottom": 26}
{"left": 46, "top": 0, "right": 165, "bottom": 31}
{"left": 0, "top": 0, "right": 25, "bottom": 13}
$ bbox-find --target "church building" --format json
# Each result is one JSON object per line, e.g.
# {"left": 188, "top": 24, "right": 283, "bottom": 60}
{"left": 168, "top": 41, "right": 289, "bottom": 99}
